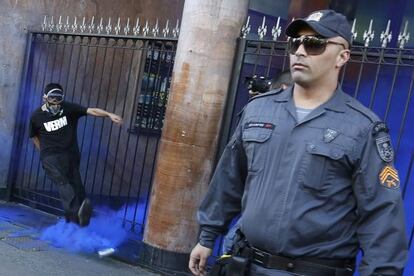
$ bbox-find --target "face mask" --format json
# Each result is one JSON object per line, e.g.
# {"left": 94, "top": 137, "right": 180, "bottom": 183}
{"left": 46, "top": 102, "right": 62, "bottom": 115}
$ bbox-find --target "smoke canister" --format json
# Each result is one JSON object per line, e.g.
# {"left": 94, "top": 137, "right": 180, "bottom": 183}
{"left": 97, "top": 247, "right": 115, "bottom": 257}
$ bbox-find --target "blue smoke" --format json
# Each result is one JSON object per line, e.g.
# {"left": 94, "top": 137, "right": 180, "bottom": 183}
{"left": 40, "top": 206, "right": 129, "bottom": 253}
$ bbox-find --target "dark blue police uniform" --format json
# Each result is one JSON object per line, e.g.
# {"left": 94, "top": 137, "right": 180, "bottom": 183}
{"left": 198, "top": 86, "right": 408, "bottom": 275}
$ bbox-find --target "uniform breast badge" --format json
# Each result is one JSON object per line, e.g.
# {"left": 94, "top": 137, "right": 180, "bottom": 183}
{"left": 323, "top": 128, "right": 339, "bottom": 143}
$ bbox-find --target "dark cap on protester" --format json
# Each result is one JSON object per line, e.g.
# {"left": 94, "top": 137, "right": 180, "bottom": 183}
{"left": 44, "top": 83, "right": 64, "bottom": 96}
{"left": 285, "top": 10, "right": 353, "bottom": 47}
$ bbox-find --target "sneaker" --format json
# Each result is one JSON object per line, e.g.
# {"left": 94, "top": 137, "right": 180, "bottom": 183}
{"left": 78, "top": 198, "right": 92, "bottom": 227}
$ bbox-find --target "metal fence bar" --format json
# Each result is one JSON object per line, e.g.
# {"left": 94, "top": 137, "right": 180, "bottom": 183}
{"left": 6, "top": 33, "right": 35, "bottom": 200}
{"left": 93, "top": 39, "right": 117, "bottom": 197}
{"left": 396, "top": 69, "right": 414, "bottom": 155}
{"left": 111, "top": 43, "right": 136, "bottom": 198}
{"left": 368, "top": 49, "right": 384, "bottom": 109}
{"left": 384, "top": 51, "right": 402, "bottom": 121}
{"left": 121, "top": 42, "right": 149, "bottom": 226}
{"left": 86, "top": 38, "right": 114, "bottom": 196}
{"left": 402, "top": 150, "right": 414, "bottom": 199}
{"left": 105, "top": 39, "right": 128, "bottom": 197}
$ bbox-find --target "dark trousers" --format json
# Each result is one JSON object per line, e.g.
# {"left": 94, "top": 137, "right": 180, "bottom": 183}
{"left": 41, "top": 152, "right": 85, "bottom": 223}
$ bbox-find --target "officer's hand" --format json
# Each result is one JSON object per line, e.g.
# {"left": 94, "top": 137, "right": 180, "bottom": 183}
{"left": 189, "top": 243, "right": 212, "bottom": 276}
{"left": 109, "top": 113, "right": 123, "bottom": 125}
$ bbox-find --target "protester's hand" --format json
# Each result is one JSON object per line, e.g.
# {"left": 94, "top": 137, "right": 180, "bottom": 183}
{"left": 189, "top": 243, "right": 213, "bottom": 275}
{"left": 109, "top": 113, "right": 123, "bottom": 125}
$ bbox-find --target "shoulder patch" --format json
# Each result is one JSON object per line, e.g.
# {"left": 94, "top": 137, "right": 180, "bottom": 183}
{"left": 376, "top": 135, "right": 394, "bottom": 162}
{"left": 248, "top": 88, "right": 283, "bottom": 102}
{"left": 379, "top": 165, "right": 400, "bottom": 189}
{"left": 372, "top": 121, "right": 389, "bottom": 136}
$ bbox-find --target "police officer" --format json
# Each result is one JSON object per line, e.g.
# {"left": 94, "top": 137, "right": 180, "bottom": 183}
{"left": 29, "top": 83, "right": 123, "bottom": 227}
{"left": 189, "top": 10, "right": 408, "bottom": 276}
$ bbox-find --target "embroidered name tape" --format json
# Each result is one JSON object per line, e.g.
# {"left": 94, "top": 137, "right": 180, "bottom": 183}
{"left": 245, "top": 122, "right": 275, "bottom": 129}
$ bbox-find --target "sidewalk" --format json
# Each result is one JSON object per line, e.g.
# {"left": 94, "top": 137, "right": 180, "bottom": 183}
{"left": 0, "top": 201, "right": 158, "bottom": 276}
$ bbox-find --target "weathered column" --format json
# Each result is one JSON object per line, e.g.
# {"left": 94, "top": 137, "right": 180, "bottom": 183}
{"left": 141, "top": 0, "right": 249, "bottom": 273}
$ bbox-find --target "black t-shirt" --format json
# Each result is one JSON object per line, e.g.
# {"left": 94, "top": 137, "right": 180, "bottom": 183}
{"left": 29, "top": 101, "right": 87, "bottom": 156}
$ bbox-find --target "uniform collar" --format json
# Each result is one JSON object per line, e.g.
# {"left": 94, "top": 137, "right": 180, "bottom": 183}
{"left": 273, "top": 84, "right": 348, "bottom": 113}
{"left": 272, "top": 86, "right": 292, "bottom": 102}
{"left": 319, "top": 86, "right": 348, "bottom": 113}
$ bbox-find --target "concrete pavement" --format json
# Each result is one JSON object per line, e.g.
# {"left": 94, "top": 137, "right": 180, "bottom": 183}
{"left": 0, "top": 201, "right": 158, "bottom": 276}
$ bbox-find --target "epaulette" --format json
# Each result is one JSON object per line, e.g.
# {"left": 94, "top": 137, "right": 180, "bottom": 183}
{"left": 248, "top": 88, "right": 283, "bottom": 102}
{"left": 345, "top": 98, "right": 379, "bottom": 123}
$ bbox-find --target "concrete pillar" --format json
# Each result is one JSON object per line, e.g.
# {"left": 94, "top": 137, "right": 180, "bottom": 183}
{"left": 141, "top": 0, "right": 248, "bottom": 273}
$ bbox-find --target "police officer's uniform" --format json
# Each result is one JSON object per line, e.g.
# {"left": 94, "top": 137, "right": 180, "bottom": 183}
{"left": 198, "top": 86, "right": 408, "bottom": 275}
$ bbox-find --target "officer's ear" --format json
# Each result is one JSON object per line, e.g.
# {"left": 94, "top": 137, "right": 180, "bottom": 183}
{"left": 336, "top": 49, "right": 350, "bottom": 68}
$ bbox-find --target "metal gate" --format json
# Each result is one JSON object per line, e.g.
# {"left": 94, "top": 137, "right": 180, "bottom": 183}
{"left": 217, "top": 18, "right": 414, "bottom": 273}
{"left": 7, "top": 17, "right": 178, "bottom": 236}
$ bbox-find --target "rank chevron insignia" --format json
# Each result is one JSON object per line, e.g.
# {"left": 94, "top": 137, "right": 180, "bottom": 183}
{"left": 379, "top": 166, "right": 400, "bottom": 189}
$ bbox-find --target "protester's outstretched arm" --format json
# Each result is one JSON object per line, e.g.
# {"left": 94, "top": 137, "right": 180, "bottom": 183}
{"left": 86, "top": 108, "right": 123, "bottom": 125}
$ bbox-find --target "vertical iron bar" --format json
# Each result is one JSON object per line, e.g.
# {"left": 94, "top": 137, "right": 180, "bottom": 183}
{"left": 19, "top": 35, "right": 42, "bottom": 191}
{"left": 368, "top": 49, "right": 384, "bottom": 109}
{"left": 110, "top": 43, "right": 136, "bottom": 198}
{"left": 38, "top": 35, "right": 60, "bottom": 193}
{"left": 83, "top": 37, "right": 110, "bottom": 197}
{"left": 29, "top": 34, "right": 51, "bottom": 194}
{"left": 353, "top": 48, "right": 368, "bottom": 99}
{"left": 131, "top": 135, "right": 151, "bottom": 232}
{"left": 62, "top": 35, "right": 76, "bottom": 96}
{"left": 145, "top": 43, "right": 163, "bottom": 132}
{"left": 89, "top": 38, "right": 117, "bottom": 199}
{"left": 408, "top": 223, "right": 414, "bottom": 249}
{"left": 395, "top": 67, "right": 414, "bottom": 155}
{"left": 252, "top": 42, "right": 261, "bottom": 75}
{"left": 384, "top": 50, "right": 402, "bottom": 121}
{"left": 122, "top": 41, "right": 151, "bottom": 223}
{"left": 6, "top": 32, "right": 35, "bottom": 200}
{"left": 402, "top": 149, "right": 414, "bottom": 199}
{"left": 100, "top": 40, "right": 128, "bottom": 198}
{"left": 140, "top": 137, "right": 160, "bottom": 233}
{"left": 265, "top": 42, "right": 275, "bottom": 77}
{"left": 78, "top": 38, "right": 99, "bottom": 153}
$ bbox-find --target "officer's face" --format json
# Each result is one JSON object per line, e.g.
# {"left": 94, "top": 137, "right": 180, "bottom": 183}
{"left": 289, "top": 28, "right": 349, "bottom": 87}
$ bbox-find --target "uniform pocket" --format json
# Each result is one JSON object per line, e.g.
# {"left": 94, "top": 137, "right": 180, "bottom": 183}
{"left": 301, "top": 142, "right": 345, "bottom": 193}
{"left": 242, "top": 127, "right": 273, "bottom": 172}
{"left": 242, "top": 127, "right": 273, "bottom": 142}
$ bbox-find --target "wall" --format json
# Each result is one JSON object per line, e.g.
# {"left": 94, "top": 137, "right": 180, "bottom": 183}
{"left": 0, "top": 0, "right": 184, "bottom": 189}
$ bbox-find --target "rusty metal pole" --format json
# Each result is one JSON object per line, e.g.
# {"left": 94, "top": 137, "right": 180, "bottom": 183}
{"left": 140, "top": 0, "right": 249, "bottom": 273}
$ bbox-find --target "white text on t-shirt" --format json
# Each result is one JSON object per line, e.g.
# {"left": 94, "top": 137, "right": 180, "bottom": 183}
{"left": 43, "top": 116, "right": 68, "bottom": 132}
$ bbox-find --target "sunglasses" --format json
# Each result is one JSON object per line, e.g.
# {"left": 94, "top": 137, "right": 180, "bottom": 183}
{"left": 287, "top": 36, "right": 347, "bottom": 55}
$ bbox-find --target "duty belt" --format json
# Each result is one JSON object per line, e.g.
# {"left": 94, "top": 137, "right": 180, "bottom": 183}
{"left": 240, "top": 247, "right": 355, "bottom": 276}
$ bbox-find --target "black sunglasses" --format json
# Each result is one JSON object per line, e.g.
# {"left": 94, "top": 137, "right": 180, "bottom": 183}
{"left": 287, "top": 36, "right": 347, "bottom": 55}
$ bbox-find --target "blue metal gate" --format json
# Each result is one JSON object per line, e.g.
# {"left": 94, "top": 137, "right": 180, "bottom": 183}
{"left": 7, "top": 17, "right": 178, "bottom": 237}
{"left": 217, "top": 18, "right": 414, "bottom": 274}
